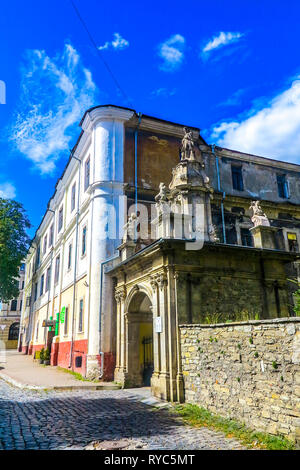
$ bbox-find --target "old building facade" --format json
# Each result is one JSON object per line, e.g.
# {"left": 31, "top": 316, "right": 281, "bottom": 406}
{"left": 20, "top": 105, "right": 300, "bottom": 396}
{"left": 0, "top": 264, "right": 25, "bottom": 349}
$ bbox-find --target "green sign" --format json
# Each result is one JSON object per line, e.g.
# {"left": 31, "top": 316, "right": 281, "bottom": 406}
{"left": 49, "top": 315, "right": 53, "bottom": 332}
{"left": 55, "top": 312, "right": 60, "bottom": 336}
{"left": 60, "top": 306, "right": 66, "bottom": 324}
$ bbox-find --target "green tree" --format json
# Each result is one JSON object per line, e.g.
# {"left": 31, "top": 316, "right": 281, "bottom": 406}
{"left": 0, "top": 198, "right": 31, "bottom": 302}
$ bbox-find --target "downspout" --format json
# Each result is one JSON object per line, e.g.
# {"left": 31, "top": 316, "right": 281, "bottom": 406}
{"left": 134, "top": 113, "right": 142, "bottom": 215}
{"left": 98, "top": 254, "right": 119, "bottom": 379}
{"left": 212, "top": 144, "right": 226, "bottom": 244}
{"left": 69, "top": 153, "right": 81, "bottom": 369}
{"left": 44, "top": 210, "right": 55, "bottom": 348}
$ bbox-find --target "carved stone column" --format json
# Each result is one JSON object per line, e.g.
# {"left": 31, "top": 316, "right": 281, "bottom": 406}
{"left": 114, "top": 287, "right": 126, "bottom": 385}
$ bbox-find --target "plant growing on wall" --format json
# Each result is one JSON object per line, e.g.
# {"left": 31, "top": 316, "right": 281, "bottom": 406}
{"left": 288, "top": 278, "right": 300, "bottom": 316}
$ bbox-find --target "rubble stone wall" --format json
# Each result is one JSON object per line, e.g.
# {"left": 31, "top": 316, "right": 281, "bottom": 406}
{"left": 180, "top": 318, "right": 300, "bottom": 443}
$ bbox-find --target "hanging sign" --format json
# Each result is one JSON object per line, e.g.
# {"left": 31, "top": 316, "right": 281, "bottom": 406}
{"left": 155, "top": 317, "right": 163, "bottom": 333}
{"left": 60, "top": 307, "right": 66, "bottom": 324}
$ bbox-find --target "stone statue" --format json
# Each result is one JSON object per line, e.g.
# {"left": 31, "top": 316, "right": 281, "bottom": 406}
{"left": 250, "top": 200, "right": 270, "bottom": 227}
{"left": 181, "top": 127, "right": 196, "bottom": 161}
{"left": 122, "top": 213, "right": 137, "bottom": 243}
{"left": 155, "top": 182, "right": 168, "bottom": 203}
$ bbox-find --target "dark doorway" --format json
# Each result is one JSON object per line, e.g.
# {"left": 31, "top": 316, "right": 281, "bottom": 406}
{"left": 142, "top": 336, "right": 154, "bottom": 386}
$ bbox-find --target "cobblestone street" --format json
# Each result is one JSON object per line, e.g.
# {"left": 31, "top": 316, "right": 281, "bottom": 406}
{"left": 0, "top": 379, "right": 245, "bottom": 450}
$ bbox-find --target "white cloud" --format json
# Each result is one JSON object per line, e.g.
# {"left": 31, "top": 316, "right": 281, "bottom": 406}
{"left": 203, "top": 31, "right": 244, "bottom": 54}
{"left": 158, "top": 34, "right": 185, "bottom": 71}
{"left": 11, "top": 43, "right": 97, "bottom": 175}
{"left": 0, "top": 182, "right": 16, "bottom": 199}
{"left": 98, "top": 33, "right": 129, "bottom": 51}
{"left": 151, "top": 87, "right": 176, "bottom": 98}
{"left": 211, "top": 77, "right": 300, "bottom": 164}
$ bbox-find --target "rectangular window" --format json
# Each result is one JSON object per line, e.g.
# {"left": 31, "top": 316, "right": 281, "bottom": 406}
{"left": 64, "top": 307, "right": 69, "bottom": 335}
{"left": 36, "top": 245, "right": 40, "bottom": 269}
{"left": 43, "top": 235, "right": 47, "bottom": 254}
{"left": 34, "top": 282, "right": 38, "bottom": 302}
{"left": 10, "top": 299, "right": 17, "bottom": 311}
{"left": 82, "top": 226, "right": 87, "bottom": 256}
{"left": 45, "top": 266, "right": 51, "bottom": 292}
{"left": 20, "top": 263, "right": 25, "bottom": 271}
{"left": 287, "top": 232, "right": 299, "bottom": 252}
{"left": 68, "top": 243, "right": 72, "bottom": 269}
{"left": 231, "top": 166, "right": 244, "bottom": 191}
{"left": 277, "top": 174, "right": 289, "bottom": 198}
{"left": 54, "top": 255, "right": 60, "bottom": 284}
{"left": 49, "top": 224, "right": 54, "bottom": 247}
{"left": 84, "top": 157, "right": 90, "bottom": 191}
{"left": 78, "top": 299, "right": 84, "bottom": 332}
{"left": 240, "top": 228, "right": 253, "bottom": 247}
{"left": 40, "top": 274, "right": 44, "bottom": 296}
{"left": 71, "top": 183, "right": 76, "bottom": 212}
{"left": 58, "top": 207, "right": 63, "bottom": 232}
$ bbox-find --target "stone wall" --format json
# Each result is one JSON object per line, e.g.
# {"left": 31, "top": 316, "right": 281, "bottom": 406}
{"left": 180, "top": 318, "right": 300, "bottom": 443}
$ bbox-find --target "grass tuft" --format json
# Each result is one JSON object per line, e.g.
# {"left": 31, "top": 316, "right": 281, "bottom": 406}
{"left": 174, "top": 404, "right": 295, "bottom": 450}
{"left": 56, "top": 367, "right": 98, "bottom": 382}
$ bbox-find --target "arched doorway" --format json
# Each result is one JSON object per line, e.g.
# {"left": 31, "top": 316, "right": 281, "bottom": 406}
{"left": 8, "top": 322, "right": 19, "bottom": 341}
{"left": 126, "top": 290, "right": 153, "bottom": 387}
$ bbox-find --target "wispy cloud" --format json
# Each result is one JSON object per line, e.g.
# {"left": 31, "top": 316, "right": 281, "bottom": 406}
{"left": 151, "top": 87, "right": 177, "bottom": 98}
{"left": 211, "top": 76, "right": 300, "bottom": 164}
{"left": 158, "top": 34, "right": 185, "bottom": 71}
{"left": 217, "top": 88, "right": 247, "bottom": 108}
{"left": 202, "top": 31, "right": 244, "bottom": 56}
{"left": 11, "top": 43, "right": 97, "bottom": 175}
{"left": 98, "top": 33, "right": 129, "bottom": 51}
{"left": 0, "top": 182, "right": 16, "bottom": 199}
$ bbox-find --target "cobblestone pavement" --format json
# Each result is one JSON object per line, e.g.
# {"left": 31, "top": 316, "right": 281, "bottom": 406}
{"left": 0, "top": 380, "right": 245, "bottom": 450}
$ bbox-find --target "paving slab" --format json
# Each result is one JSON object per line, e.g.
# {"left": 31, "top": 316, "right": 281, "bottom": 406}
{"left": 0, "top": 350, "right": 120, "bottom": 391}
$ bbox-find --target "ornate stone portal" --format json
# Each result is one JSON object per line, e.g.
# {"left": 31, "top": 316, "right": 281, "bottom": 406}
{"left": 154, "top": 128, "right": 217, "bottom": 245}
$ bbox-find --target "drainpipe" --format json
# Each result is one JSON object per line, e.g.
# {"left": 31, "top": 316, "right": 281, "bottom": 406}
{"left": 69, "top": 153, "right": 81, "bottom": 369}
{"left": 98, "top": 254, "right": 119, "bottom": 378}
{"left": 44, "top": 208, "right": 55, "bottom": 347}
{"left": 212, "top": 144, "right": 227, "bottom": 244}
{"left": 134, "top": 113, "right": 142, "bottom": 215}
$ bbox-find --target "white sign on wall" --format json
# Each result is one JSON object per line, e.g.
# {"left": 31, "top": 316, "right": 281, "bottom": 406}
{"left": 155, "top": 316, "right": 163, "bottom": 333}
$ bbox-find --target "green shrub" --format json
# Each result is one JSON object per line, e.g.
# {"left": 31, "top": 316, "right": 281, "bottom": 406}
{"left": 39, "top": 348, "right": 45, "bottom": 361}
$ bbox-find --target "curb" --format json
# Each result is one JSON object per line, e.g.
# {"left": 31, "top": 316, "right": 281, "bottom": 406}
{"left": 0, "top": 372, "right": 121, "bottom": 392}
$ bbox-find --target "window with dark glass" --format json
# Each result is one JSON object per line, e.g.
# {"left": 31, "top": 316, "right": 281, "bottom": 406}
{"left": 287, "top": 232, "right": 299, "bottom": 252}
{"left": 71, "top": 183, "right": 76, "bottom": 212}
{"left": 43, "top": 235, "right": 47, "bottom": 254}
{"left": 84, "top": 157, "right": 90, "bottom": 191}
{"left": 82, "top": 226, "right": 87, "bottom": 256}
{"left": 54, "top": 255, "right": 60, "bottom": 284}
{"left": 277, "top": 174, "right": 289, "bottom": 198}
{"left": 40, "top": 274, "right": 44, "bottom": 296}
{"left": 36, "top": 245, "right": 40, "bottom": 269}
{"left": 45, "top": 267, "right": 51, "bottom": 292}
{"left": 58, "top": 207, "right": 63, "bottom": 232}
{"left": 10, "top": 299, "right": 17, "bottom": 311}
{"left": 20, "top": 263, "right": 25, "bottom": 271}
{"left": 231, "top": 166, "right": 244, "bottom": 191}
{"left": 78, "top": 299, "right": 83, "bottom": 332}
{"left": 49, "top": 224, "right": 54, "bottom": 247}
{"left": 34, "top": 282, "right": 38, "bottom": 302}
{"left": 68, "top": 243, "right": 72, "bottom": 269}
{"left": 64, "top": 307, "right": 69, "bottom": 335}
{"left": 20, "top": 300, "right": 22, "bottom": 311}
{"left": 240, "top": 228, "right": 253, "bottom": 247}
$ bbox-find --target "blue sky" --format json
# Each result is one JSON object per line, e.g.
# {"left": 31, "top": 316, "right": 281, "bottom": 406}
{"left": 1, "top": 0, "right": 300, "bottom": 236}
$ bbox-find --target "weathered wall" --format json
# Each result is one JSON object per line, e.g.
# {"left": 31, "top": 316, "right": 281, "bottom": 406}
{"left": 180, "top": 318, "right": 300, "bottom": 443}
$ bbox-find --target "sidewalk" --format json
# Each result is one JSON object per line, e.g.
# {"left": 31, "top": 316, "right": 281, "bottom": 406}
{"left": 0, "top": 350, "right": 120, "bottom": 391}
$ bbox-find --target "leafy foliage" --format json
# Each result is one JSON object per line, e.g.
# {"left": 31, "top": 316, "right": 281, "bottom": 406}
{"left": 288, "top": 278, "right": 300, "bottom": 317}
{"left": 0, "top": 198, "right": 31, "bottom": 302}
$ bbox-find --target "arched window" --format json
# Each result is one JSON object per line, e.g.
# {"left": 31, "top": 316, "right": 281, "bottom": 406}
{"left": 8, "top": 322, "right": 19, "bottom": 341}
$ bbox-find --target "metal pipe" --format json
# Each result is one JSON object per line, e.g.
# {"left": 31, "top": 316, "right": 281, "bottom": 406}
{"left": 69, "top": 153, "right": 81, "bottom": 369}
{"left": 212, "top": 145, "right": 227, "bottom": 244}
{"left": 134, "top": 113, "right": 142, "bottom": 215}
{"left": 98, "top": 254, "right": 119, "bottom": 378}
